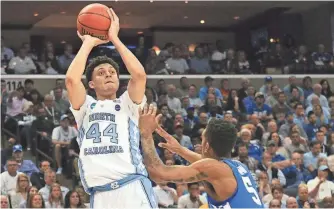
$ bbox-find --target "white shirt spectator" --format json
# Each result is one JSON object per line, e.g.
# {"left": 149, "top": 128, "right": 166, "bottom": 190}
{"left": 306, "top": 93, "right": 329, "bottom": 108}
{"left": 211, "top": 50, "right": 226, "bottom": 61}
{"left": 52, "top": 126, "right": 78, "bottom": 143}
{"left": 167, "top": 96, "right": 182, "bottom": 114}
{"left": 0, "top": 171, "right": 23, "bottom": 195}
{"left": 178, "top": 193, "right": 207, "bottom": 208}
{"left": 307, "top": 177, "right": 334, "bottom": 202}
{"left": 166, "top": 58, "right": 189, "bottom": 74}
{"left": 153, "top": 185, "right": 177, "bottom": 207}
{"left": 8, "top": 56, "right": 36, "bottom": 74}
{"left": 39, "top": 184, "right": 69, "bottom": 202}
{"left": 189, "top": 97, "right": 203, "bottom": 108}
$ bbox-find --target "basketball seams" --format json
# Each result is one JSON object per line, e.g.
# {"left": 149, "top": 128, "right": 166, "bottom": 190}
{"left": 77, "top": 20, "right": 109, "bottom": 32}
{"left": 78, "top": 12, "right": 111, "bottom": 20}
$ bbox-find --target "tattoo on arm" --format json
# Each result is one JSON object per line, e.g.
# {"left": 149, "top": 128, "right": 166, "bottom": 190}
{"left": 164, "top": 171, "right": 209, "bottom": 183}
{"left": 140, "top": 135, "right": 164, "bottom": 168}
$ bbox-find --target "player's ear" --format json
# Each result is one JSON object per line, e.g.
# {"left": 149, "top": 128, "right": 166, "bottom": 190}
{"left": 88, "top": 81, "right": 95, "bottom": 89}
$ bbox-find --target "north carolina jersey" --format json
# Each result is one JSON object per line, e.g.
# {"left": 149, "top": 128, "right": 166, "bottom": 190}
{"left": 207, "top": 159, "right": 264, "bottom": 209}
{"left": 70, "top": 91, "right": 147, "bottom": 193}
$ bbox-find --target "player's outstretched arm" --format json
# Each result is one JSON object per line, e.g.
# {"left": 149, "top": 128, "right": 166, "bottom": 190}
{"left": 155, "top": 126, "right": 202, "bottom": 163}
{"left": 66, "top": 33, "right": 108, "bottom": 109}
{"left": 107, "top": 8, "right": 146, "bottom": 104}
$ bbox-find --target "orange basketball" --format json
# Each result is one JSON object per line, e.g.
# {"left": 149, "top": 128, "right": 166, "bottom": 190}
{"left": 77, "top": 3, "right": 111, "bottom": 40}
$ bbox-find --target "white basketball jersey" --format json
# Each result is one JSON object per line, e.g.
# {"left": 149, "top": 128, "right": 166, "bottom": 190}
{"left": 70, "top": 91, "right": 147, "bottom": 193}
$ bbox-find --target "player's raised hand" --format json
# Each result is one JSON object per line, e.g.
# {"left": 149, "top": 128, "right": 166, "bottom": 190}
{"left": 138, "top": 104, "right": 162, "bottom": 137}
{"left": 107, "top": 8, "right": 120, "bottom": 43}
{"left": 77, "top": 31, "right": 108, "bottom": 46}
{"left": 156, "top": 125, "right": 182, "bottom": 154}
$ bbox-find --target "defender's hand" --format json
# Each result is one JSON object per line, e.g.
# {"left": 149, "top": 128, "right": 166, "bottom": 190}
{"left": 155, "top": 126, "right": 182, "bottom": 154}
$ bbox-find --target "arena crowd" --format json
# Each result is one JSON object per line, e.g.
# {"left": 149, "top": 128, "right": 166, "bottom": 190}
{"left": 1, "top": 37, "right": 334, "bottom": 208}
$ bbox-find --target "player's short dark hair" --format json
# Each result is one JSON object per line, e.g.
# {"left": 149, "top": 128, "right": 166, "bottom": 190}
{"left": 204, "top": 119, "right": 237, "bottom": 158}
{"left": 85, "top": 56, "right": 119, "bottom": 83}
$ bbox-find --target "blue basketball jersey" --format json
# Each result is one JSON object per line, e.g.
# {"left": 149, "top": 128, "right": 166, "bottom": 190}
{"left": 207, "top": 159, "right": 264, "bottom": 208}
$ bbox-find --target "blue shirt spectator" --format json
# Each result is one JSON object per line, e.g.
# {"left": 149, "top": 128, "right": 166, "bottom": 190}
{"left": 5, "top": 145, "right": 39, "bottom": 176}
{"left": 243, "top": 96, "right": 255, "bottom": 110}
{"left": 303, "top": 141, "right": 327, "bottom": 172}
{"left": 199, "top": 76, "right": 223, "bottom": 101}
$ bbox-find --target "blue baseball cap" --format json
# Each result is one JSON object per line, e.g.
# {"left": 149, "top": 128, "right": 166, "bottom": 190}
{"left": 265, "top": 76, "right": 273, "bottom": 82}
{"left": 187, "top": 106, "right": 195, "bottom": 111}
{"left": 13, "top": 144, "right": 23, "bottom": 153}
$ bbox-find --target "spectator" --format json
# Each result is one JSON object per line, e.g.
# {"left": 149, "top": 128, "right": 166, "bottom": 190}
{"left": 18, "top": 186, "right": 39, "bottom": 208}
{"left": 262, "top": 121, "right": 280, "bottom": 147}
{"left": 145, "top": 86, "right": 157, "bottom": 107}
{"left": 166, "top": 84, "right": 182, "bottom": 114}
{"left": 302, "top": 76, "right": 313, "bottom": 101}
{"left": 8, "top": 173, "right": 29, "bottom": 208}
{"left": 1, "top": 195, "right": 10, "bottom": 209}
{"left": 199, "top": 76, "right": 222, "bottom": 101}
{"left": 153, "top": 183, "right": 178, "bottom": 208}
{"left": 265, "top": 84, "right": 280, "bottom": 109}
{"left": 258, "top": 152, "right": 286, "bottom": 186}
{"left": 188, "top": 84, "right": 203, "bottom": 109}
{"left": 26, "top": 193, "right": 45, "bottom": 208}
{"left": 306, "top": 84, "right": 329, "bottom": 108}
{"left": 64, "top": 190, "right": 86, "bottom": 208}
{"left": 199, "top": 93, "right": 223, "bottom": 118}
{"left": 9, "top": 144, "right": 39, "bottom": 176}
{"left": 284, "top": 131, "right": 309, "bottom": 158}
{"left": 50, "top": 79, "right": 68, "bottom": 100}
{"left": 307, "top": 165, "right": 334, "bottom": 203}
{"left": 53, "top": 86, "right": 70, "bottom": 115}
{"left": 58, "top": 44, "right": 75, "bottom": 74}
{"left": 190, "top": 46, "right": 211, "bottom": 74}
{"left": 293, "top": 103, "right": 307, "bottom": 129}
{"left": 286, "top": 197, "right": 298, "bottom": 208}
{"left": 238, "top": 129, "right": 262, "bottom": 162}
{"left": 42, "top": 94, "right": 61, "bottom": 126}
{"left": 1, "top": 157, "right": 23, "bottom": 195}
{"left": 236, "top": 50, "right": 251, "bottom": 74}
{"left": 52, "top": 114, "right": 78, "bottom": 174}
{"left": 237, "top": 77, "right": 250, "bottom": 101}
{"left": 219, "top": 79, "right": 230, "bottom": 101}
{"left": 258, "top": 171, "right": 272, "bottom": 198}
{"left": 247, "top": 92, "right": 273, "bottom": 123}
{"left": 1, "top": 36, "right": 14, "bottom": 61}
{"left": 8, "top": 47, "right": 36, "bottom": 74}
{"left": 177, "top": 77, "right": 190, "bottom": 98}
{"left": 260, "top": 76, "right": 273, "bottom": 98}
{"left": 242, "top": 85, "right": 256, "bottom": 111}
{"left": 29, "top": 89, "right": 43, "bottom": 106}
{"left": 279, "top": 112, "right": 307, "bottom": 141}
{"left": 45, "top": 183, "right": 64, "bottom": 208}
{"left": 322, "top": 196, "right": 334, "bottom": 208}
{"left": 178, "top": 182, "right": 207, "bottom": 208}
{"left": 173, "top": 122, "right": 192, "bottom": 149}
{"left": 23, "top": 79, "right": 35, "bottom": 101}
{"left": 320, "top": 79, "right": 333, "bottom": 98}
{"left": 226, "top": 89, "right": 246, "bottom": 116}
{"left": 303, "top": 141, "right": 327, "bottom": 173}
{"left": 233, "top": 142, "right": 258, "bottom": 174}
{"left": 264, "top": 185, "right": 288, "bottom": 208}
{"left": 39, "top": 169, "right": 69, "bottom": 202}
{"left": 165, "top": 46, "right": 189, "bottom": 74}
{"left": 314, "top": 131, "right": 330, "bottom": 155}
{"left": 304, "top": 111, "right": 319, "bottom": 141}
{"left": 30, "top": 160, "right": 50, "bottom": 190}
{"left": 266, "top": 139, "right": 288, "bottom": 162}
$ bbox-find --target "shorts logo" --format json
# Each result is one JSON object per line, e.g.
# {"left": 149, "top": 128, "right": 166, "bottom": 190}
{"left": 115, "top": 104, "right": 121, "bottom": 111}
{"left": 110, "top": 182, "right": 120, "bottom": 189}
{"left": 90, "top": 103, "right": 96, "bottom": 109}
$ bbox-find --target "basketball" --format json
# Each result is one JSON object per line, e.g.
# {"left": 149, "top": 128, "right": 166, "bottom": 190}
{"left": 77, "top": 3, "right": 111, "bottom": 40}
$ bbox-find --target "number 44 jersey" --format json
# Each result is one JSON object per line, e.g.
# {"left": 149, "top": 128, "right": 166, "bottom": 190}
{"left": 70, "top": 91, "right": 148, "bottom": 193}
{"left": 207, "top": 159, "right": 264, "bottom": 209}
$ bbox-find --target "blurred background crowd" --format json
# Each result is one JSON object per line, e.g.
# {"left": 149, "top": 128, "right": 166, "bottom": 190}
{"left": 1, "top": 0, "right": 334, "bottom": 209}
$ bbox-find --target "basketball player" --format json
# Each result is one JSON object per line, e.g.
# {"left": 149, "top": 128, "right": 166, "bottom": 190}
{"left": 138, "top": 104, "right": 264, "bottom": 208}
{"left": 66, "top": 8, "right": 156, "bottom": 208}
